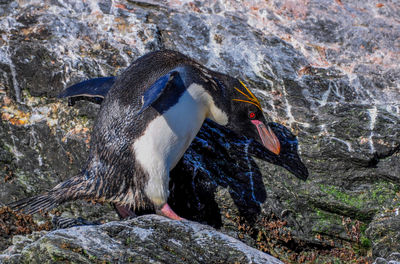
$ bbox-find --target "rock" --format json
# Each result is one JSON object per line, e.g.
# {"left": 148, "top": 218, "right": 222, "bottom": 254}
{"left": 0, "top": 215, "right": 283, "bottom": 264}
{"left": 373, "top": 252, "right": 400, "bottom": 264}
{"left": 0, "top": 0, "right": 399, "bottom": 263}
{"left": 367, "top": 211, "right": 400, "bottom": 259}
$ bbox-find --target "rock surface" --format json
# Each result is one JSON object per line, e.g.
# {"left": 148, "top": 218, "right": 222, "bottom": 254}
{"left": 0, "top": 0, "right": 399, "bottom": 263}
{"left": 0, "top": 215, "right": 283, "bottom": 264}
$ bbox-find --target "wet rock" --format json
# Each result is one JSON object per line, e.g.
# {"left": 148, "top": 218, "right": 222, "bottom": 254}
{"left": 367, "top": 212, "right": 400, "bottom": 259}
{"left": 0, "top": 215, "right": 283, "bottom": 264}
{"left": 0, "top": 0, "right": 399, "bottom": 263}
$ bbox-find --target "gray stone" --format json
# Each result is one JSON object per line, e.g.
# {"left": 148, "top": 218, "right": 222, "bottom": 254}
{"left": 373, "top": 253, "right": 400, "bottom": 264}
{"left": 0, "top": 215, "right": 283, "bottom": 264}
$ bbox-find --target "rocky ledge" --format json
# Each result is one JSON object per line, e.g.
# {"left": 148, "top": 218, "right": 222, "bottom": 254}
{"left": 0, "top": 215, "right": 283, "bottom": 264}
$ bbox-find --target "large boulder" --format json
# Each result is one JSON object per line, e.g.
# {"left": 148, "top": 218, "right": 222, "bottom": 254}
{"left": 0, "top": 0, "right": 399, "bottom": 263}
{"left": 0, "top": 215, "right": 283, "bottom": 264}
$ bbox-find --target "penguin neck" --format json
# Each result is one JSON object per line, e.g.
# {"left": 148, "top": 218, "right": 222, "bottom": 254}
{"left": 206, "top": 101, "right": 229, "bottom": 126}
{"left": 196, "top": 87, "right": 228, "bottom": 126}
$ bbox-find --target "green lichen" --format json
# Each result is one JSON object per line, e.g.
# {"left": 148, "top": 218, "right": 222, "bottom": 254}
{"left": 2, "top": 142, "right": 13, "bottom": 153}
{"left": 319, "top": 185, "right": 363, "bottom": 209}
{"left": 319, "top": 181, "right": 399, "bottom": 212}
{"left": 126, "top": 237, "right": 133, "bottom": 245}
{"left": 313, "top": 209, "right": 342, "bottom": 233}
{"left": 360, "top": 236, "right": 371, "bottom": 249}
{"left": 51, "top": 255, "right": 68, "bottom": 262}
{"left": 82, "top": 249, "right": 97, "bottom": 261}
{"left": 75, "top": 115, "right": 90, "bottom": 125}
{"left": 370, "top": 181, "right": 400, "bottom": 208}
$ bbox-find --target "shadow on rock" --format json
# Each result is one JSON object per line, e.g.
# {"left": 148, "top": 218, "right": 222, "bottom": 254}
{"left": 168, "top": 120, "right": 307, "bottom": 228}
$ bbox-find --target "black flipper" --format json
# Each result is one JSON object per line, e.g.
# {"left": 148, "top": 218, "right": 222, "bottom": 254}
{"left": 138, "top": 70, "right": 185, "bottom": 114}
{"left": 58, "top": 77, "right": 116, "bottom": 105}
{"left": 58, "top": 71, "right": 186, "bottom": 113}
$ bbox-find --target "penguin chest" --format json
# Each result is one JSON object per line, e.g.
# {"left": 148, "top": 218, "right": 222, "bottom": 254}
{"left": 133, "top": 84, "right": 208, "bottom": 177}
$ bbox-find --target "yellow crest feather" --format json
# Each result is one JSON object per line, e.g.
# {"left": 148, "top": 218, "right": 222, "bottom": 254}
{"left": 233, "top": 80, "right": 262, "bottom": 110}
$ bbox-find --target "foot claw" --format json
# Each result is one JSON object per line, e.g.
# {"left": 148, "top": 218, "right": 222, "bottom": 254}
{"left": 52, "top": 216, "right": 100, "bottom": 229}
{"left": 115, "top": 204, "right": 136, "bottom": 219}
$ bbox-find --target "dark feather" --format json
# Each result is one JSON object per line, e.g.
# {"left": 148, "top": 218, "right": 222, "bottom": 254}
{"left": 8, "top": 193, "right": 60, "bottom": 215}
{"left": 58, "top": 77, "right": 116, "bottom": 99}
{"left": 138, "top": 70, "right": 185, "bottom": 114}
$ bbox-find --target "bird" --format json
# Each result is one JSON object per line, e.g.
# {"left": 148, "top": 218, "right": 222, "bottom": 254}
{"left": 9, "top": 50, "right": 308, "bottom": 220}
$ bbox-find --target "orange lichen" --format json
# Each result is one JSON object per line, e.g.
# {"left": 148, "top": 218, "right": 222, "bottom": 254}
{"left": 114, "top": 3, "right": 128, "bottom": 10}
{"left": 278, "top": 0, "right": 309, "bottom": 20}
{"left": 298, "top": 65, "right": 312, "bottom": 76}
{"left": 1, "top": 106, "right": 31, "bottom": 126}
{"left": 62, "top": 126, "right": 91, "bottom": 146}
{"left": 188, "top": 2, "right": 201, "bottom": 12}
{"left": 335, "top": 0, "right": 344, "bottom": 7}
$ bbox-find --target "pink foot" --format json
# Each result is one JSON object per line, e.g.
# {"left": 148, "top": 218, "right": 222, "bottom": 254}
{"left": 158, "top": 203, "right": 184, "bottom": 220}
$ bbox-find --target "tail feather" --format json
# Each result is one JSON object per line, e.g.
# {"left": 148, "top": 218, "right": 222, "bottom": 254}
{"left": 8, "top": 175, "right": 90, "bottom": 215}
{"left": 8, "top": 193, "right": 60, "bottom": 215}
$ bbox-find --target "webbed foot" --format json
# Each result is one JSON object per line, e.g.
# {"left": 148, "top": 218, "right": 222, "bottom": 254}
{"left": 52, "top": 216, "right": 100, "bottom": 229}
{"left": 157, "top": 203, "right": 184, "bottom": 220}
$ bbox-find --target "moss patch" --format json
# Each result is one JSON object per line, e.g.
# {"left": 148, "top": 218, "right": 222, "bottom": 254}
{"left": 318, "top": 181, "right": 399, "bottom": 214}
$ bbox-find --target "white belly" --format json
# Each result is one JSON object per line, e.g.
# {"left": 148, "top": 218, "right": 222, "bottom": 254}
{"left": 133, "top": 83, "right": 208, "bottom": 205}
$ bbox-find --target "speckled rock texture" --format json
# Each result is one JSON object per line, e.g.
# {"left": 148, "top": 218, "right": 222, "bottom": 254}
{"left": 0, "top": 0, "right": 399, "bottom": 263}
{"left": 0, "top": 215, "right": 283, "bottom": 264}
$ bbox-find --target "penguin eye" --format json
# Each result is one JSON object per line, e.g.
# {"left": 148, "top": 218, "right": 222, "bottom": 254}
{"left": 249, "top": 112, "right": 256, "bottom": 119}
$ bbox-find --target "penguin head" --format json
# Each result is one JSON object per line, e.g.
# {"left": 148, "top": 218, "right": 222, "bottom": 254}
{"left": 209, "top": 77, "right": 308, "bottom": 180}
{"left": 228, "top": 103, "right": 280, "bottom": 155}
{"left": 222, "top": 79, "right": 281, "bottom": 156}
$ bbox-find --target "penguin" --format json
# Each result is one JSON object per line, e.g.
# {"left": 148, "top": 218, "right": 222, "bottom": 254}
{"left": 9, "top": 50, "right": 308, "bottom": 220}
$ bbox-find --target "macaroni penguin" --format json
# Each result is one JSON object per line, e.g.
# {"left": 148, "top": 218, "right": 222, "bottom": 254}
{"left": 10, "top": 50, "right": 308, "bottom": 220}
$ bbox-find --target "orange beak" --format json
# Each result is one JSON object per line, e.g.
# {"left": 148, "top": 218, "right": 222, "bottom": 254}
{"left": 251, "top": 120, "right": 281, "bottom": 155}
